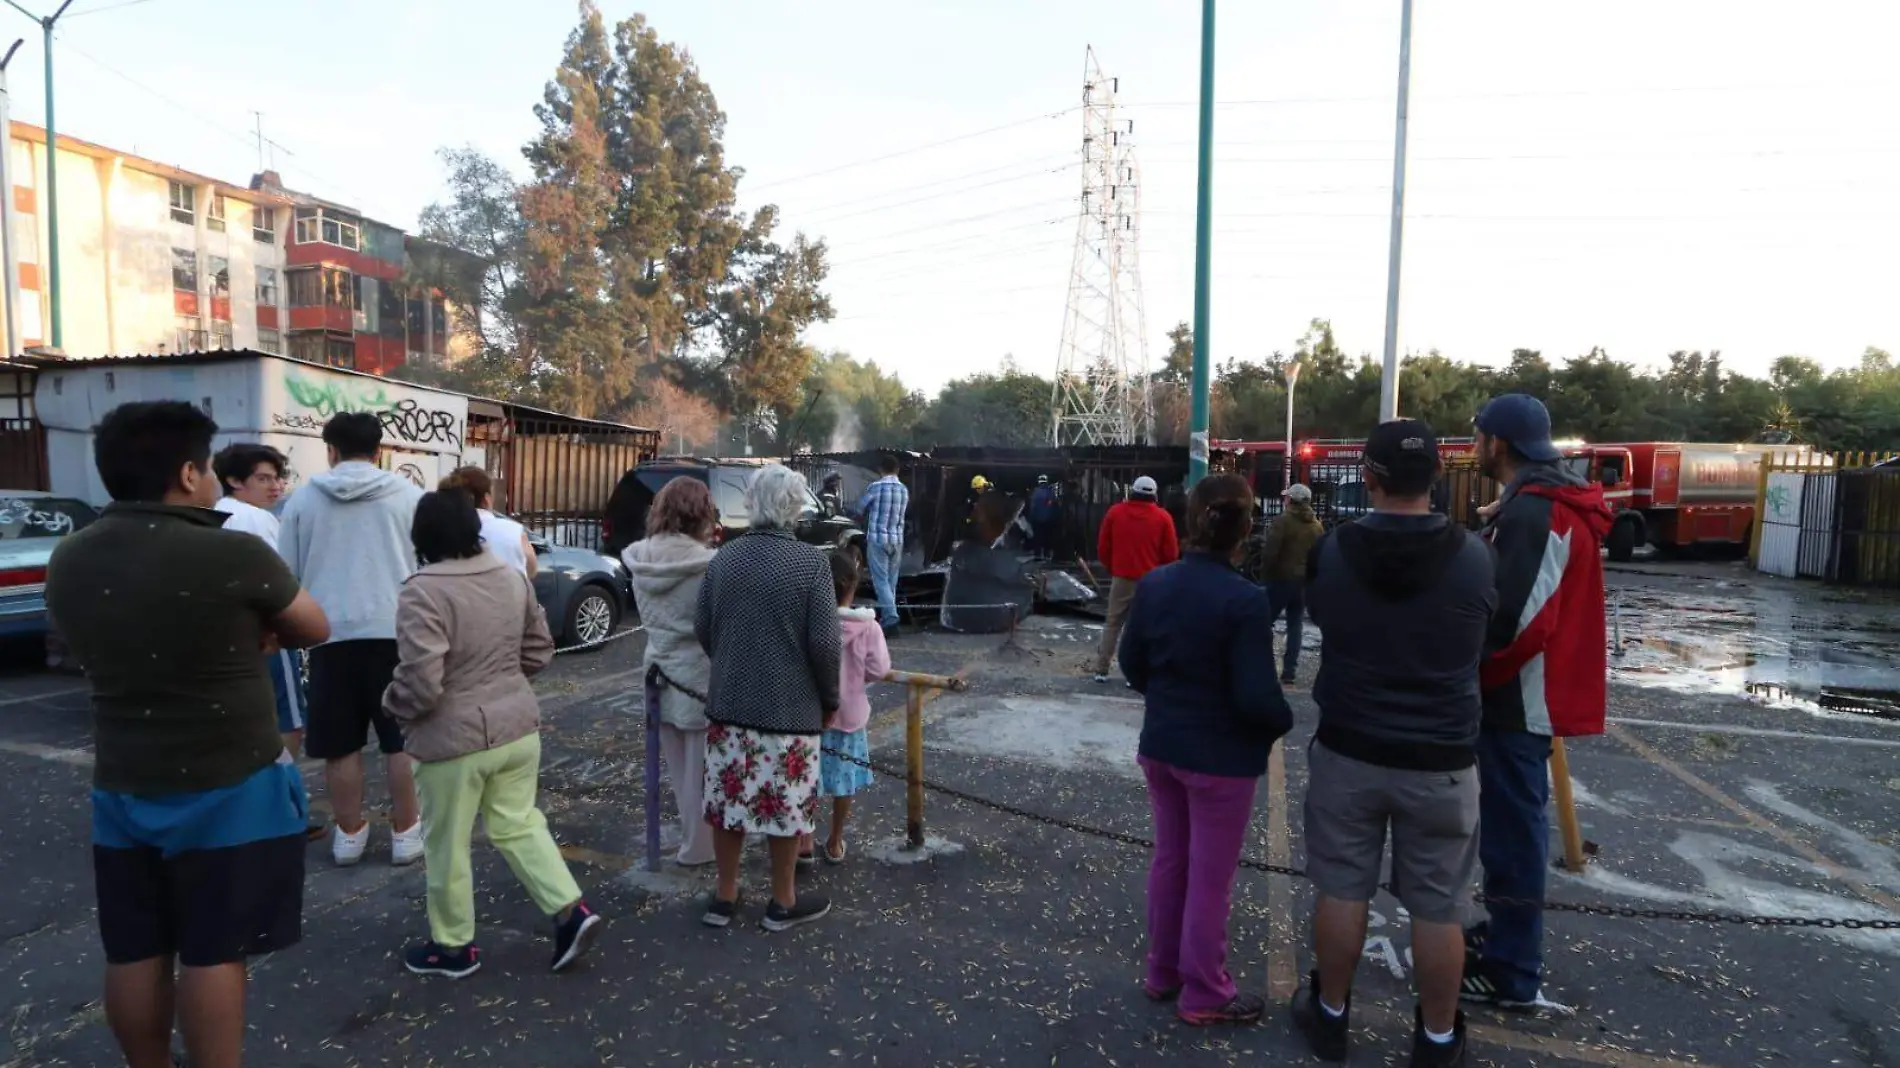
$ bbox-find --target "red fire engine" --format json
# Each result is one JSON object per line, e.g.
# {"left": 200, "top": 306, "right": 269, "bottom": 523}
{"left": 1560, "top": 442, "right": 1785, "bottom": 561}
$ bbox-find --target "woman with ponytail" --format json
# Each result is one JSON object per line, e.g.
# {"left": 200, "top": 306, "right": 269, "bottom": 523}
{"left": 1116, "top": 473, "right": 1294, "bottom": 1026}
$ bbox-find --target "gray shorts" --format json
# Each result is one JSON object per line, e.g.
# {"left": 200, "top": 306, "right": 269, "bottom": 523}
{"left": 1302, "top": 741, "right": 1479, "bottom": 923}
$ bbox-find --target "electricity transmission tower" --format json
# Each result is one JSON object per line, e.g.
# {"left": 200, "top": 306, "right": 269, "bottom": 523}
{"left": 1051, "top": 47, "right": 1152, "bottom": 446}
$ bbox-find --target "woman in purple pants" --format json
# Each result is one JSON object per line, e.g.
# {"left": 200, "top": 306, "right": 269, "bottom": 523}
{"left": 1116, "top": 473, "right": 1294, "bottom": 1026}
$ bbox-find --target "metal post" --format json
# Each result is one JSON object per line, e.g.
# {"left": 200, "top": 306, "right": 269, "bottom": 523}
{"left": 1186, "top": 0, "right": 1216, "bottom": 486}
{"left": 642, "top": 670, "right": 663, "bottom": 872}
{"left": 1377, "top": 0, "right": 1415, "bottom": 422}
{"left": 0, "top": 39, "right": 22, "bottom": 359}
{"left": 2, "top": 1, "right": 71, "bottom": 349}
{"left": 1549, "top": 738, "right": 1587, "bottom": 873}
{"left": 904, "top": 681, "right": 925, "bottom": 849}
{"left": 1283, "top": 361, "right": 1301, "bottom": 489}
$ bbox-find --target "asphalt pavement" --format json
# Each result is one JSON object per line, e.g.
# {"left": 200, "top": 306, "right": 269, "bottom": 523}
{"left": 2, "top": 563, "right": 1898, "bottom": 1067}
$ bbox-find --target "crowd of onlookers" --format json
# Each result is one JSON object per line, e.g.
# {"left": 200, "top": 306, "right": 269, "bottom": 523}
{"left": 1110, "top": 394, "right": 1610, "bottom": 1067}
{"left": 40, "top": 386, "right": 1604, "bottom": 1067}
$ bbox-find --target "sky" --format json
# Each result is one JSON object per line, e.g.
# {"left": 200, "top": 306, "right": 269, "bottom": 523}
{"left": 13, "top": 0, "right": 1898, "bottom": 395}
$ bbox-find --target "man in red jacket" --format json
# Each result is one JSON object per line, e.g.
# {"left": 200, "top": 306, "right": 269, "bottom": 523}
{"left": 1093, "top": 475, "right": 1179, "bottom": 682}
{"left": 1464, "top": 394, "right": 1612, "bottom": 1013}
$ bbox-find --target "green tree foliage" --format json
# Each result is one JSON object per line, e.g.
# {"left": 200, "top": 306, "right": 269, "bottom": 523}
{"left": 417, "top": 2, "right": 830, "bottom": 422}
{"left": 914, "top": 359, "right": 1058, "bottom": 448}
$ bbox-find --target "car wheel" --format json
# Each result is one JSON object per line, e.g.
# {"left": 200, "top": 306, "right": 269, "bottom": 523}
{"left": 565, "top": 585, "right": 619, "bottom": 649}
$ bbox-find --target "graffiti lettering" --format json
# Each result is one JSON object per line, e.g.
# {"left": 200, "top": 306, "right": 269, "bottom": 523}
{"left": 271, "top": 413, "right": 327, "bottom": 432}
{"left": 381, "top": 398, "right": 462, "bottom": 449}
{"left": 0, "top": 501, "right": 76, "bottom": 534}
{"left": 279, "top": 373, "right": 462, "bottom": 451}
{"left": 395, "top": 463, "right": 427, "bottom": 489}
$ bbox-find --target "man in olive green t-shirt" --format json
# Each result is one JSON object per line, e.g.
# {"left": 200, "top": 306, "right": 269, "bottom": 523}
{"left": 46, "top": 401, "right": 329, "bottom": 1068}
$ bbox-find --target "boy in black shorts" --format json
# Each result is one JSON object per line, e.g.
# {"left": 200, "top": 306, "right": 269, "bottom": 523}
{"left": 278, "top": 412, "right": 425, "bottom": 866}
{"left": 47, "top": 401, "right": 331, "bottom": 1068}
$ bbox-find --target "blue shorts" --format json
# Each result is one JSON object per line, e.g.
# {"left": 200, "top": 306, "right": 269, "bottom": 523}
{"left": 268, "top": 648, "right": 306, "bottom": 734}
{"left": 92, "top": 759, "right": 308, "bottom": 966}
{"left": 819, "top": 728, "right": 874, "bottom": 797}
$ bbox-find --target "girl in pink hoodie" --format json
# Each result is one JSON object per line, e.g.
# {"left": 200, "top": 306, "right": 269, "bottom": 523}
{"left": 810, "top": 551, "right": 890, "bottom": 863}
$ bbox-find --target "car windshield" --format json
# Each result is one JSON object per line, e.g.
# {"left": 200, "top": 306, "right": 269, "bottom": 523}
{"left": 0, "top": 497, "right": 97, "bottom": 539}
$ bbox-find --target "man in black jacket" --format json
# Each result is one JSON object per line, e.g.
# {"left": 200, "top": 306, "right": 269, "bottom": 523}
{"left": 1290, "top": 419, "right": 1496, "bottom": 1067}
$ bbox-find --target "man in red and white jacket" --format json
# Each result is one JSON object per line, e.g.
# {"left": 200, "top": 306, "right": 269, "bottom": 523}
{"left": 1093, "top": 476, "right": 1179, "bottom": 682}
{"left": 1465, "top": 394, "right": 1612, "bottom": 1012}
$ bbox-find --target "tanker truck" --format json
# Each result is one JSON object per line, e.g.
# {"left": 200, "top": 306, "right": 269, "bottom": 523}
{"left": 1561, "top": 442, "right": 1793, "bottom": 561}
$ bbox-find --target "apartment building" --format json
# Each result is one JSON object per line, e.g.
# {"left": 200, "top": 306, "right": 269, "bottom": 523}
{"left": 5, "top": 122, "right": 468, "bottom": 374}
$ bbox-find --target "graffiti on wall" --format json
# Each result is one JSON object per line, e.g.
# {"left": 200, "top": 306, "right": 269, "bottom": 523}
{"left": 273, "top": 373, "right": 463, "bottom": 451}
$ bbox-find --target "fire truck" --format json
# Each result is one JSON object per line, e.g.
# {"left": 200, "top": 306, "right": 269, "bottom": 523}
{"left": 1559, "top": 442, "right": 1786, "bottom": 561}
{"left": 1212, "top": 437, "right": 1483, "bottom": 524}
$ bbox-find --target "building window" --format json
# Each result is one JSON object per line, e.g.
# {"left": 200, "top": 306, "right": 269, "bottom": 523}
{"left": 288, "top": 331, "right": 354, "bottom": 369}
{"left": 287, "top": 267, "right": 321, "bottom": 307}
{"left": 324, "top": 267, "right": 356, "bottom": 309}
{"left": 256, "top": 327, "right": 281, "bottom": 354}
{"left": 206, "top": 193, "right": 226, "bottom": 233}
{"left": 291, "top": 205, "right": 362, "bottom": 251}
{"left": 171, "top": 247, "right": 197, "bottom": 292}
{"left": 253, "top": 205, "right": 275, "bottom": 244}
{"left": 168, "top": 181, "right": 195, "bottom": 225}
{"left": 256, "top": 266, "right": 278, "bottom": 306}
{"left": 174, "top": 315, "right": 204, "bottom": 352}
{"left": 288, "top": 331, "right": 322, "bottom": 364}
{"left": 208, "top": 256, "right": 230, "bottom": 301}
{"left": 209, "top": 320, "right": 234, "bottom": 350}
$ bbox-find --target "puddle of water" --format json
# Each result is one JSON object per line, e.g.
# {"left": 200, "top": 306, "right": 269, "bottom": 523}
{"left": 1609, "top": 588, "right": 1900, "bottom": 723}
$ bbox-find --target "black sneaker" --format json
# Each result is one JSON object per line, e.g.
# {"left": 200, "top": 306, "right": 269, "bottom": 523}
{"left": 1290, "top": 971, "right": 1350, "bottom": 1061}
{"left": 550, "top": 901, "right": 603, "bottom": 972}
{"left": 760, "top": 894, "right": 831, "bottom": 932}
{"left": 1178, "top": 992, "right": 1265, "bottom": 1027}
{"left": 404, "top": 941, "right": 481, "bottom": 979}
{"left": 1280, "top": 670, "right": 1297, "bottom": 685}
{"left": 1408, "top": 1006, "right": 1468, "bottom": 1068}
{"left": 702, "top": 894, "right": 740, "bottom": 928}
{"left": 1459, "top": 962, "right": 1566, "bottom": 1015}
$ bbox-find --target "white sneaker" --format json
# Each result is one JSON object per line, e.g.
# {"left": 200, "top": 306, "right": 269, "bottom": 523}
{"left": 391, "top": 820, "right": 426, "bottom": 867}
{"left": 332, "top": 823, "right": 369, "bottom": 867}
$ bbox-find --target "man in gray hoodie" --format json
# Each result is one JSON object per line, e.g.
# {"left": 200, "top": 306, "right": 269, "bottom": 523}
{"left": 279, "top": 412, "right": 425, "bottom": 867}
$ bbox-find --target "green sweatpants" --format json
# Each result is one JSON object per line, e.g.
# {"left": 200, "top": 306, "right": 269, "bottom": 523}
{"left": 413, "top": 732, "right": 581, "bottom": 949}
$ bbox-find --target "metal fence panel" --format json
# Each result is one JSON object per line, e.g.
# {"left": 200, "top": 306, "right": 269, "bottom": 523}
{"left": 1832, "top": 468, "right": 1900, "bottom": 587}
{"left": 1796, "top": 471, "right": 1837, "bottom": 579}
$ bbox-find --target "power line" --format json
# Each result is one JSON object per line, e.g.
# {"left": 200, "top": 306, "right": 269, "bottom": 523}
{"left": 797, "top": 159, "right": 1078, "bottom": 225}
{"left": 781, "top": 152, "right": 1075, "bottom": 215}
{"left": 1121, "top": 80, "right": 1900, "bottom": 110}
{"left": 53, "top": 32, "right": 394, "bottom": 219}
{"left": 64, "top": 0, "right": 159, "bottom": 16}
{"left": 744, "top": 105, "right": 1080, "bottom": 192}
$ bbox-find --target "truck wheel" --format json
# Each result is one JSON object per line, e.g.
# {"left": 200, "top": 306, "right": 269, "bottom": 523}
{"left": 1607, "top": 518, "right": 1638, "bottom": 562}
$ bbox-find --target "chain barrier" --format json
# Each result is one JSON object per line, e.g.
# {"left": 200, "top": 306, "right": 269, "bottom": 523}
{"left": 645, "top": 665, "right": 1900, "bottom": 932}
{"left": 552, "top": 624, "right": 645, "bottom": 657}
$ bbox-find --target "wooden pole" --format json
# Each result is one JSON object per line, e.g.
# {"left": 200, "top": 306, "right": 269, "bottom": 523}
{"left": 905, "top": 681, "right": 926, "bottom": 850}
{"left": 1548, "top": 737, "right": 1587, "bottom": 873}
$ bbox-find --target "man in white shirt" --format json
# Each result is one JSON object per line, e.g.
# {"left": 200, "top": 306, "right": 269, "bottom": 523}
{"left": 212, "top": 444, "right": 314, "bottom": 777}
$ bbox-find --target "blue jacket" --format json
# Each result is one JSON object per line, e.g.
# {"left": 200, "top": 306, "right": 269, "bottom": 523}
{"left": 1118, "top": 551, "right": 1293, "bottom": 778}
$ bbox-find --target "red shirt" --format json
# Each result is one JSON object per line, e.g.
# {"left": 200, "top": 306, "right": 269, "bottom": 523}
{"left": 1098, "top": 499, "right": 1180, "bottom": 581}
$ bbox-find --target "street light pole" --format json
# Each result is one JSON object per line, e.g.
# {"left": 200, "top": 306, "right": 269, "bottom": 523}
{"left": 2, "top": 0, "right": 72, "bottom": 350}
{"left": 1283, "top": 360, "right": 1301, "bottom": 488}
{"left": 1377, "top": 0, "right": 1415, "bottom": 421}
{"left": 0, "top": 38, "right": 23, "bottom": 360}
{"left": 1187, "top": 0, "right": 1216, "bottom": 486}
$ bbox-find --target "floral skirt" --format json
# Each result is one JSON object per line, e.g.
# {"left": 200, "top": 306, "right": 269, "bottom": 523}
{"left": 703, "top": 723, "right": 820, "bottom": 837}
{"left": 819, "top": 728, "right": 874, "bottom": 797}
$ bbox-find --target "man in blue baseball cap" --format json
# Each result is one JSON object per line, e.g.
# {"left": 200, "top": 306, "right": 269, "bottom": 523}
{"left": 1464, "top": 394, "right": 1612, "bottom": 1014}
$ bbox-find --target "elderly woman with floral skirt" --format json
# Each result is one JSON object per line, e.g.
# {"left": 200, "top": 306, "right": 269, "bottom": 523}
{"left": 694, "top": 464, "right": 841, "bottom": 932}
